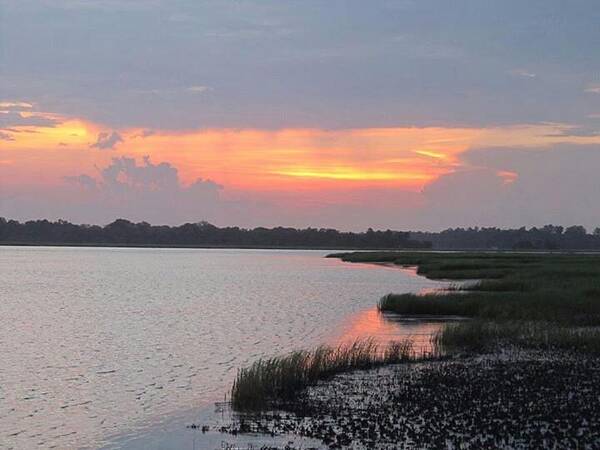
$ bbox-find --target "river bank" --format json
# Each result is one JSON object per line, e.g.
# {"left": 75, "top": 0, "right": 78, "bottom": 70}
{"left": 221, "top": 349, "right": 600, "bottom": 449}
{"left": 123, "top": 349, "right": 600, "bottom": 449}
{"left": 214, "top": 252, "right": 600, "bottom": 449}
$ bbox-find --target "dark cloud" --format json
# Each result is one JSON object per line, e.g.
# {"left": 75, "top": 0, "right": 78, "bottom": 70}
{"left": 416, "top": 144, "right": 600, "bottom": 229}
{"left": 0, "top": 131, "right": 15, "bottom": 141}
{"left": 0, "top": 111, "right": 60, "bottom": 128}
{"left": 90, "top": 131, "right": 123, "bottom": 150}
{"left": 2, "top": 1, "right": 600, "bottom": 129}
{"left": 542, "top": 125, "right": 600, "bottom": 137}
{"left": 63, "top": 174, "right": 97, "bottom": 190}
{"left": 54, "top": 156, "right": 224, "bottom": 224}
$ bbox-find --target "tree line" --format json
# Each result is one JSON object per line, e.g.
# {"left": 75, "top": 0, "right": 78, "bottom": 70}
{"left": 411, "top": 225, "right": 600, "bottom": 250}
{"left": 0, "top": 218, "right": 429, "bottom": 249}
{"left": 2, "top": 218, "right": 600, "bottom": 250}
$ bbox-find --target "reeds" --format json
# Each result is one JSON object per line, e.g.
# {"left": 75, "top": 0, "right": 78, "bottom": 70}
{"left": 378, "top": 292, "right": 482, "bottom": 316}
{"left": 434, "top": 320, "right": 600, "bottom": 354}
{"left": 231, "top": 339, "right": 418, "bottom": 411}
{"left": 336, "top": 251, "right": 600, "bottom": 357}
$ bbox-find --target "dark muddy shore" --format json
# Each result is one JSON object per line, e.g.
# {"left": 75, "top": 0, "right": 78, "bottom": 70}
{"left": 219, "top": 350, "right": 600, "bottom": 449}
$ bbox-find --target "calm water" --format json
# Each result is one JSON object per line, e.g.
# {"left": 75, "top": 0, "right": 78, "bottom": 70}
{"left": 0, "top": 247, "right": 445, "bottom": 449}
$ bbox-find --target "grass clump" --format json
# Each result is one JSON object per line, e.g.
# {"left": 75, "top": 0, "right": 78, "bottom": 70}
{"left": 435, "top": 320, "right": 600, "bottom": 355}
{"left": 233, "top": 252, "right": 600, "bottom": 411}
{"left": 336, "top": 252, "right": 600, "bottom": 326}
{"left": 231, "top": 339, "right": 417, "bottom": 411}
{"left": 378, "top": 292, "right": 482, "bottom": 316}
{"left": 332, "top": 251, "right": 600, "bottom": 354}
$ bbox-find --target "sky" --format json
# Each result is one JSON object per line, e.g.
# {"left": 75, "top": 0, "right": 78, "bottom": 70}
{"left": 1, "top": 0, "right": 600, "bottom": 231}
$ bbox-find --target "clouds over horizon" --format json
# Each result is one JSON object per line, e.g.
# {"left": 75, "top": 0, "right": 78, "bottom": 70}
{"left": 2, "top": 1, "right": 600, "bottom": 229}
{"left": 2, "top": 144, "right": 600, "bottom": 231}
{"left": 415, "top": 144, "right": 600, "bottom": 230}
{"left": 57, "top": 156, "right": 224, "bottom": 224}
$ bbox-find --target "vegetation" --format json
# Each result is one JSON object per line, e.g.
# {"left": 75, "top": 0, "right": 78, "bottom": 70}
{"left": 0, "top": 218, "right": 429, "bottom": 249}
{"left": 411, "top": 224, "right": 600, "bottom": 250}
{"left": 231, "top": 251, "right": 600, "bottom": 411}
{"left": 435, "top": 320, "right": 600, "bottom": 354}
{"left": 231, "top": 339, "right": 419, "bottom": 410}
{"left": 334, "top": 251, "right": 600, "bottom": 353}
{"left": 4, "top": 218, "right": 600, "bottom": 250}
{"left": 336, "top": 252, "right": 600, "bottom": 324}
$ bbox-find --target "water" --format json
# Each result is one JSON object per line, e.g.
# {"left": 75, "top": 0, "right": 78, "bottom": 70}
{"left": 0, "top": 247, "right": 446, "bottom": 449}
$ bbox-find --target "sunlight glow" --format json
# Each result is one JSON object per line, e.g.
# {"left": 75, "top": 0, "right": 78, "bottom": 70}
{"left": 3, "top": 110, "right": 600, "bottom": 199}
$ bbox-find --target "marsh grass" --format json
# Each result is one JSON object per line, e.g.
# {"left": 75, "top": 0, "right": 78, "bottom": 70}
{"left": 333, "top": 251, "right": 600, "bottom": 353}
{"left": 232, "top": 252, "right": 600, "bottom": 411}
{"left": 435, "top": 320, "right": 600, "bottom": 354}
{"left": 231, "top": 339, "right": 420, "bottom": 411}
{"left": 350, "top": 252, "right": 600, "bottom": 325}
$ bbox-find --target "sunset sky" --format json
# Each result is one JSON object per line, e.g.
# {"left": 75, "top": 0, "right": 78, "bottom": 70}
{"left": 1, "top": 1, "right": 600, "bottom": 230}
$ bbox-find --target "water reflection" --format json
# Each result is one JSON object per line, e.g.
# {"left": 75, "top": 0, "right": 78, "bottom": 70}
{"left": 333, "top": 308, "right": 451, "bottom": 354}
{"left": 0, "top": 247, "right": 447, "bottom": 449}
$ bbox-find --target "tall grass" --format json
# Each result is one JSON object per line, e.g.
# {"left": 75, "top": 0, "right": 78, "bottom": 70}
{"left": 231, "top": 339, "right": 418, "bottom": 411}
{"left": 435, "top": 320, "right": 600, "bottom": 354}
{"left": 334, "top": 251, "right": 600, "bottom": 355}
{"left": 232, "top": 252, "right": 600, "bottom": 411}
{"left": 359, "top": 252, "right": 600, "bottom": 325}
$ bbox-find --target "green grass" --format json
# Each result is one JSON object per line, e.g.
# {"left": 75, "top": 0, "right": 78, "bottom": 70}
{"left": 335, "top": 252, "right": 600, "bottom": 325}
{"left": 332, "top": 251, "right": 600, "bottom": 354}
{"left": 435, "top": 320, "right": 600, "bottom": 354}
{"left": 231, "top": 339, "right": 419, "bottom": 411}
{"left": 232, "top": 252, "right": 600, "bottom": 411}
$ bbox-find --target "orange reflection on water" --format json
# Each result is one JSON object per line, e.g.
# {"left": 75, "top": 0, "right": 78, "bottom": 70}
{"left": 331, "top": 308, "right": 446, "bottom": 354}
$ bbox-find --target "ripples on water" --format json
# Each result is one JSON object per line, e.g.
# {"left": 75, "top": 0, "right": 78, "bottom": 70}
{"left": 0, "top": 247, "right": 446, "bottom": 449}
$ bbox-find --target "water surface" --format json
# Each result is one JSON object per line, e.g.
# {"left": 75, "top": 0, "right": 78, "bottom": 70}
{"left": 0, "top": 247, "right": 445, "bottom": 449}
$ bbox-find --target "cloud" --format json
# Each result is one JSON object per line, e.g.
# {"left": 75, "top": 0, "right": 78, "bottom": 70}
{"left": 63, "top": 173, "right": 97, "bottom": 190}
{"left": 0, "top": 101, "right": 33, "bottom": 110}
{"left": 4, "top": 145, "right": 600, "bottom": 231}
{"left": 0, "top": 101, "right": 61, "bottom": 129}
{"left": 543, "top": 126, "right": 600, "bottom": 137}
{"left": 131, "top": 86, "right": 212, "bottom": 98}
{"left": 90, "top": 131, "right": 123, "bottom": 149}
{"left": 187, "top": 85, "right": 211, "bottom": 94}
{"left": 508, "top": 69, "right": 536, "bottom": 79}
{"left": 585, "top": 84, "right": 600, "bottom": 94}
{"left": 4, "top": 1, "right": 600, "bottom": 130}
{"left": 416, "top": 144, "right": 600, "bottom": 229}
{"left": 0, "top": 111, "right": 60, "bottom": 128}
{"left": 0, "top": 131, "right": 15, "bottom": 141}
{"left": 56, "top": 156, "right": 224, "bottom": 224}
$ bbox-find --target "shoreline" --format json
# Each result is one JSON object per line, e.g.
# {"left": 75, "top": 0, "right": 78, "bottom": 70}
{"left": 4, "top": 242, "right": 600, "bottom": 253}
{"left": 221, "top": 349, "right": 600, "bottom": 449}
{"left": 106, "top": 251, "right": 600, "bottom": 449}
{"left": 215, "top": 251, "right": 600, "bottom": 448}
{"left": 101, "top": 403, "right": 323, "bottom": 450}
{"left": 116, "top": 348, "right": 600, "bottom": 449}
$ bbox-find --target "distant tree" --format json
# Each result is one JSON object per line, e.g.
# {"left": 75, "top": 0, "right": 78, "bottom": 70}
{"left": 2, "top": 219, "right": 600, "bottom": 250}
{"left": 513, "top": 240, "right": 535, "bottom": 250}
{"left": 565, "top": 225, "right": 587, "bottom": 236}
{"left": 0, "top": 218, "right": 427, "bottom": 249}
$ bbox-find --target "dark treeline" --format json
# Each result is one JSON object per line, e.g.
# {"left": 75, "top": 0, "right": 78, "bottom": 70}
{"left": 0, "top": 218, "right": 429, "bottom": 249}
{"left": 411, "top": 225, "right": 600, "bottom": 250}
{"left": 2, "top": 218, "right": 600, "bottom": 250}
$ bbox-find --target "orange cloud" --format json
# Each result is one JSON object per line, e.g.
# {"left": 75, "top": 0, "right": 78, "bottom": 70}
{"left": 117, "top": 126, "right": 480, "bottom": 192}
{"left": 3, "top": 110, "right": 600, "bottom": 199}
